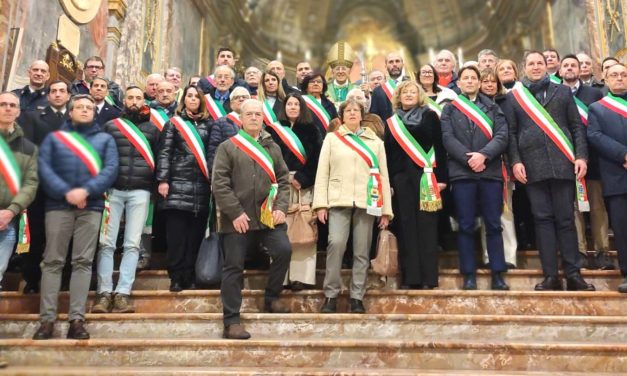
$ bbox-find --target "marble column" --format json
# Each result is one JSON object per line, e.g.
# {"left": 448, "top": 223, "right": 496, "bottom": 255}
{"left": 106, "top": 0, "right": 127, "bottom": 81}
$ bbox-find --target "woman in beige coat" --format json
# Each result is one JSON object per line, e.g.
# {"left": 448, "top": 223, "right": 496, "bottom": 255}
{"left": 312, "top": 99, "right": 393, "bottom": 314}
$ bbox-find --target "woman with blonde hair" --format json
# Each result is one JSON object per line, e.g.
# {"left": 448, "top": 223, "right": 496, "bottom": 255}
{"left": 384, "top": 81, "right": 447, "bottom": 289}
{"left": 313, "top": 98, "right": 393, "bottom": 313}
{"left": 495, "top": 59, "right": 519, "bottom": 91}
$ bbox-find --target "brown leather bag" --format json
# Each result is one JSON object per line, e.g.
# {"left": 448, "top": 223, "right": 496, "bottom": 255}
{"left": 286, "top": 192, "right": 317, "bottom": 246}
{"left": 371, "top": 229, "right": 398, "bottom": 277}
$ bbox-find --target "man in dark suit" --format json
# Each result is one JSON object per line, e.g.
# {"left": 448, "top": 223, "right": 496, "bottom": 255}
{"left": 369, "top": 52, "right": 411, "bottom": 122}
{"left": 559, "top": 55, "right": 612, "bottom": 269}
{"left": 503, "top": 51, "right": 594, "bottom": 291}
{"left": 19, "top": 80, "right": 71, "bottom": 293}
{"left": 71, "top": 56, "right": 122, "bottom": 107}
{"left": 90, "top": 77, "right": 121, "bottom": 125}
{"left": 587, "top": 63, "right": 627, "bottom": 293}
{"left": 197, "top": 47, "right": 247, "bottom": 95}
{"left": 12, "top": 60, "right": 50, "bottom": 126}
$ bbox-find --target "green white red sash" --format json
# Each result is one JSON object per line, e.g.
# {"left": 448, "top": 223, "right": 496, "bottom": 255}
{"left": 333, "top": 131, "right": 383, "bottom": 216}
{"left": 0, "top": 136, "right": 21, "bottom": 196}
{"left": 52, "top": 131, "right": 102, "bottom": 176}
{"left": 387, "top": 115, "right": 441, "bottom": 211}
{"left": 573, "top": 96, "right": 589, "bottom": 126}
{"left": 512, "top": 82, "right": 589, "bottom": 211}
{"left": 425, "top": 97, "right": 443, "bottom": 118}
{"left": 170, "top": 116, "right": 209, "bottom": 180}
{"left": 381, "top": 79, "right": 397, "bottom": 102}
{"left": 230, "top": 130, "right": 279, "bottom": 228}
{"left": 451, "top": 95, "right": 494, "bottom": 139}
{"left": 105, "top": 95, "right": 116, "bottom": 106}
{"left": 149, "top": 108, "right": 169, "bottom": 131}
{"left": 112, "top": 118, "right": 155, "bottom": 170}
{"left": 99, "top": 193, "right": 110, "bottom": 245}
{"left": 598, "top": 93, "right": 627, "bottom": 118}
{"left": 550, "top": 74, "right": 562, "bottom": 84}
{"left": 16, "top": 210, "right": 30, "bottom": 254}
{"left": 262, "top": 100, "right": 307, "bottom": 165}
{"left": 226, "top": 111, "right": 242, "bottom": 127}
{"left": 303, "top": 95, "right": 331, "bottom": 130}
{"left": 204, "top": 94, "right": 227, "bottom": 121}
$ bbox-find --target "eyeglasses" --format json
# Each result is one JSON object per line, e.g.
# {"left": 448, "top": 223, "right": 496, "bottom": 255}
{"left": 85, "top": 65, "right": 103, "bottom": 70}
{"left": 419, "top": 71, "right": 434, "bottom": 76}
{"left": 0, "top": 102, "right": 18, "bottom": 109}
{"left": 232, "top": 95, "right": 250, "bottom": 101}
{"left": 309, "top": 79, "right": 323, "bottom": 84}
{"left": 74, "top": 104, "right": 95, "bottom": 111}
{"left": 607, "top": 73, "right": 627, "bottom": 79}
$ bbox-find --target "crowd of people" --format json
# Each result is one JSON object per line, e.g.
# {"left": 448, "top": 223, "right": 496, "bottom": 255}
{"left": 1, "top": 43, "right": 626, "bottom": 340}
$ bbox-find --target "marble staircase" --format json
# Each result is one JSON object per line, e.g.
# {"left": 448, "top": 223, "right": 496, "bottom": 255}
{"left": 0, "top": 250, "right": 625, "bottom": 374}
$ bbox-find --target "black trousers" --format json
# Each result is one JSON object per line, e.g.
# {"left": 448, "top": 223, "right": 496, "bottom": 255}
{"left": 165, "top": 209, "right": 207, "bottom": 283}
{"left": 221, "top": 225, "right": 291, "bottom": 326}
{"left": 526, "top": 179, "right": 582, "bottom": 277}
{"left": 607, "top": 194, "right": 627, "bottom": 276}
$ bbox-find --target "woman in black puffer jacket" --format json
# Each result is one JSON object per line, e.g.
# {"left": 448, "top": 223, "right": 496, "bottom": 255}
{"left": 156, "top": 85, "right": 212, "bottom": 291}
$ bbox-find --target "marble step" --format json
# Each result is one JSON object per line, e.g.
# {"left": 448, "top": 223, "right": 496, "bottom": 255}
{"left": 0, "top": 367, "right": 622, "bottom": 376}
{"left": 2, "top": 313, "right": 626, "bottom": 343}
{"left": 1, "top": 290, "right": 624, "bottom": 316}
{"left": 1, "top": 338, "right": 626, "bottom": 372}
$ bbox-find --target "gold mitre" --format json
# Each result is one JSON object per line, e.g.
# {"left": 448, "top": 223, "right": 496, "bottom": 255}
{"left": 326, "top": 41, "right": 355, "bottom": 69}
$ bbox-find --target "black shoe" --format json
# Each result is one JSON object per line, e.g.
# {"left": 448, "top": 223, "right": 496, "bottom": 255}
{"left": 66, "top": 320, "right": 90, "bottom": 340}
{"left": 566, "top": 274, "right": 596, "bottom": 291}
{"left": 169, "top": 281, "right": 183, "bottom": 292}
{"left": 506, "top": 263, "right": 516, "bottom": 269}
{"left": 23, "top": 282, "right": 39, "bottom": 294}
{"left": 534, "top": 276, "right": 563, "bottom": 291}
{"left": 290, "top": 281, "right": 309, "bottom": 291}
{"left": 596, "top": 251, "right": 616, "bottom": 270}
{"left": 462, "top": 274, "right": 477, "bottom": 290}
{"left": 349, "top": 298, "right": 366, "bottom": 314}
{"left": 618, "top": 276, "right": 627, "bottom": 293}
{"left": 32, "top": 322, "right": 54, "bottom": 340}
{"left": 320, "top": 298, "right": 337, "bottom": 313}
{"left": 491, "top": 273, "right": 510, "bottom": 290}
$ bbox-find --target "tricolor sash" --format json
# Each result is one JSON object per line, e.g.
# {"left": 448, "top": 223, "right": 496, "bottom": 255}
{"left": 99, "top": 193, "right": 110, "bottom": 245}
{"left": 262, "top": 100, "right": 307, "bottom": 165}
{"left": 112, "top": 118, "right": 155, "bottom": 170}
{"left": 381, "top": 79, "right": 397, "bottom": 102}
{"left": 104, "top": 95, "right": 116, "bottom": 106}
{"left": 0, "top": 136, "right": 21, "bottom": 196}
{"left": 598, "top": 93, "right": 627, "bottom": 118}
{"left": 573, "top": 96, "right": 589, "bottom": 126}
{"left": 230, "top": 130, "right": 279, "bottom": 228}
{"left": 451, "top": 95, "right": 493, "bottom": 139}
{"left": 170, "top": 116, "right": 209, "bottom": 180}
{"left": 387, "top": 115, "right": 441, "bottom": 211}
{"left": 204, "top": 94, "right": 227, "bottom": 121}
{"left": 425, "top": 97, "right": 443, "bottom": 118}
{"left": 333, "top": 131, "right": 383, "bottom": 216}
{"left": 550, "top": 74, "right": 562, "bottom": 84}
{"left": 226, "top": 111, "right": 242, "bottom": 127}
{"left": 52, "top": 131, "right": 102, "bottom": 176}
{"left": 16, "top": 210, "right": 30, "bottom": 254}
{"left": 303, "top": 95, "right": 331, "bottom": 131}
{"left": 512, "top": 82, "right": 589, "bottom": 211}
{"left": 149, "top": 108, "right": 169, "bottom": 131}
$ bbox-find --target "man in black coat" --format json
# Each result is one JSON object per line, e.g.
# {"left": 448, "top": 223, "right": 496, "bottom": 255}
{"left": 197, "top": 47, "right": 247, "bottom": 96}
{"left": 587, "top": 63, "right": 627, "bottom": 293}
{"left": 90, "top": 77, "right": 121, "bottom": 126}
{"left": 369, "top": 52, "right": 411, "bottom": 122}
{"left": 559, "top": 55, "right": 612, "bottom": 268}
{"left": 93, "top": 86, "right": 160, "bottom": 313}
{"left": 18, "top": 80, "right": 71, "bottom": 293}
{"left": 503, "top": 51, "right": 594, "bottom": 291}
{"left": 71, "top": 56, "right": 123, "bottom": 107}
{"left": 12, "top": 60, "right": 50, "bottom": 115}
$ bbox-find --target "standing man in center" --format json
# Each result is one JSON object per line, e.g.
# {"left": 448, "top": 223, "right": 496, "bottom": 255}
{"left": 213, "top": 99, "right": 292, "bottom": 340}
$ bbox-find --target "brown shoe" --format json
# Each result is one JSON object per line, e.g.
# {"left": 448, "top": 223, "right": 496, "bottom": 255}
{"left": 111, "top": 293, "right": 135, "bottom": 313}
{"left": 67, "top": 320, "right": 90, "bottom": 340}
{"left": 91, "top": 293, "right": 113, "bottom": 313}
{"left": 32, "top": 321, "right": 54, "bottom": 340}
{"left": 264, "top": 300, "right": 291, "bottom": 313}
{"left": 222, "top": 324, "right": 251, "bottom": 340}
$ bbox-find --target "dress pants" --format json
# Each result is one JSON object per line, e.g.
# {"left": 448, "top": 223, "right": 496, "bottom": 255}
{"left": 165, "top": 209, "right": 208, "bottom": 284}
{"left": 324, "top": 207, "right": 375, "bottom": 300}
{"left": 574, "top": 180, "right": 609, "bottom": 252}
{"left": 39, "top": 209, "right": 101, "bottom": 322}
{"left": 452, "top": 179, "right": 506, "bottom": 274}
{"left": 481, "top": 181, "right": 518, "bottom": 266}
{"left": 606, "top": 194, "right": 627, "bottom": 276}
{"left": 526, "top": 179, "right": 582, "bottom": 277}
{"left": 221, "top": 225, "right": 291, "bottom": 326}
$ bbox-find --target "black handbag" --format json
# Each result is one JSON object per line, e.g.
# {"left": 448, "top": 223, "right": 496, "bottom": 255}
{"left": 195, "top": 194, "right": 223, "bottom": 285}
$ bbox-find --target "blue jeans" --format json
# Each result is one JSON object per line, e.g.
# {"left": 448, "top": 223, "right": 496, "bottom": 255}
{"left": 0, "top": 220, "right": 17, "bottom": 286}
{"left": 452, "top": 179, "right": 506, "bottom": 274}
{"left": 97, "top": 189, "right": 150, "bottom": 294}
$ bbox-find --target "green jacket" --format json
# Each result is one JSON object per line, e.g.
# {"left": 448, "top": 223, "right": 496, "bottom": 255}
{"left": 0, "top": 124, "right": 38, "bottom": 215}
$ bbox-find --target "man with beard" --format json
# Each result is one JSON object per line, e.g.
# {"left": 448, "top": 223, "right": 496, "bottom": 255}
{"left": 369, "top": 52, "right": 411, "bottom": 121}
{"left": 92, "top": 86, "right": 160, "bottom": 314}
{"left": 558, "top": 55, "right": 611, "bottom": 269}
{"left": 33, "top": 94, "right": 118, "bottom": 340}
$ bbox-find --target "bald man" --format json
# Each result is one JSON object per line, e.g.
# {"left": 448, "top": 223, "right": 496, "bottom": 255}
{"left": 12, "top": 60, "right": 50, "bottom": 113}
{"left": 144, "top": 73, "right": 165, "bottom": 104}
{"left": 267, "top": 60, "right": 299, "bottom": 94}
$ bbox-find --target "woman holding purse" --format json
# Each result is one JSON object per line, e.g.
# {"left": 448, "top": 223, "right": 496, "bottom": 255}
{"left": 267, "top": 93, "right": 322, "bottom": 290}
